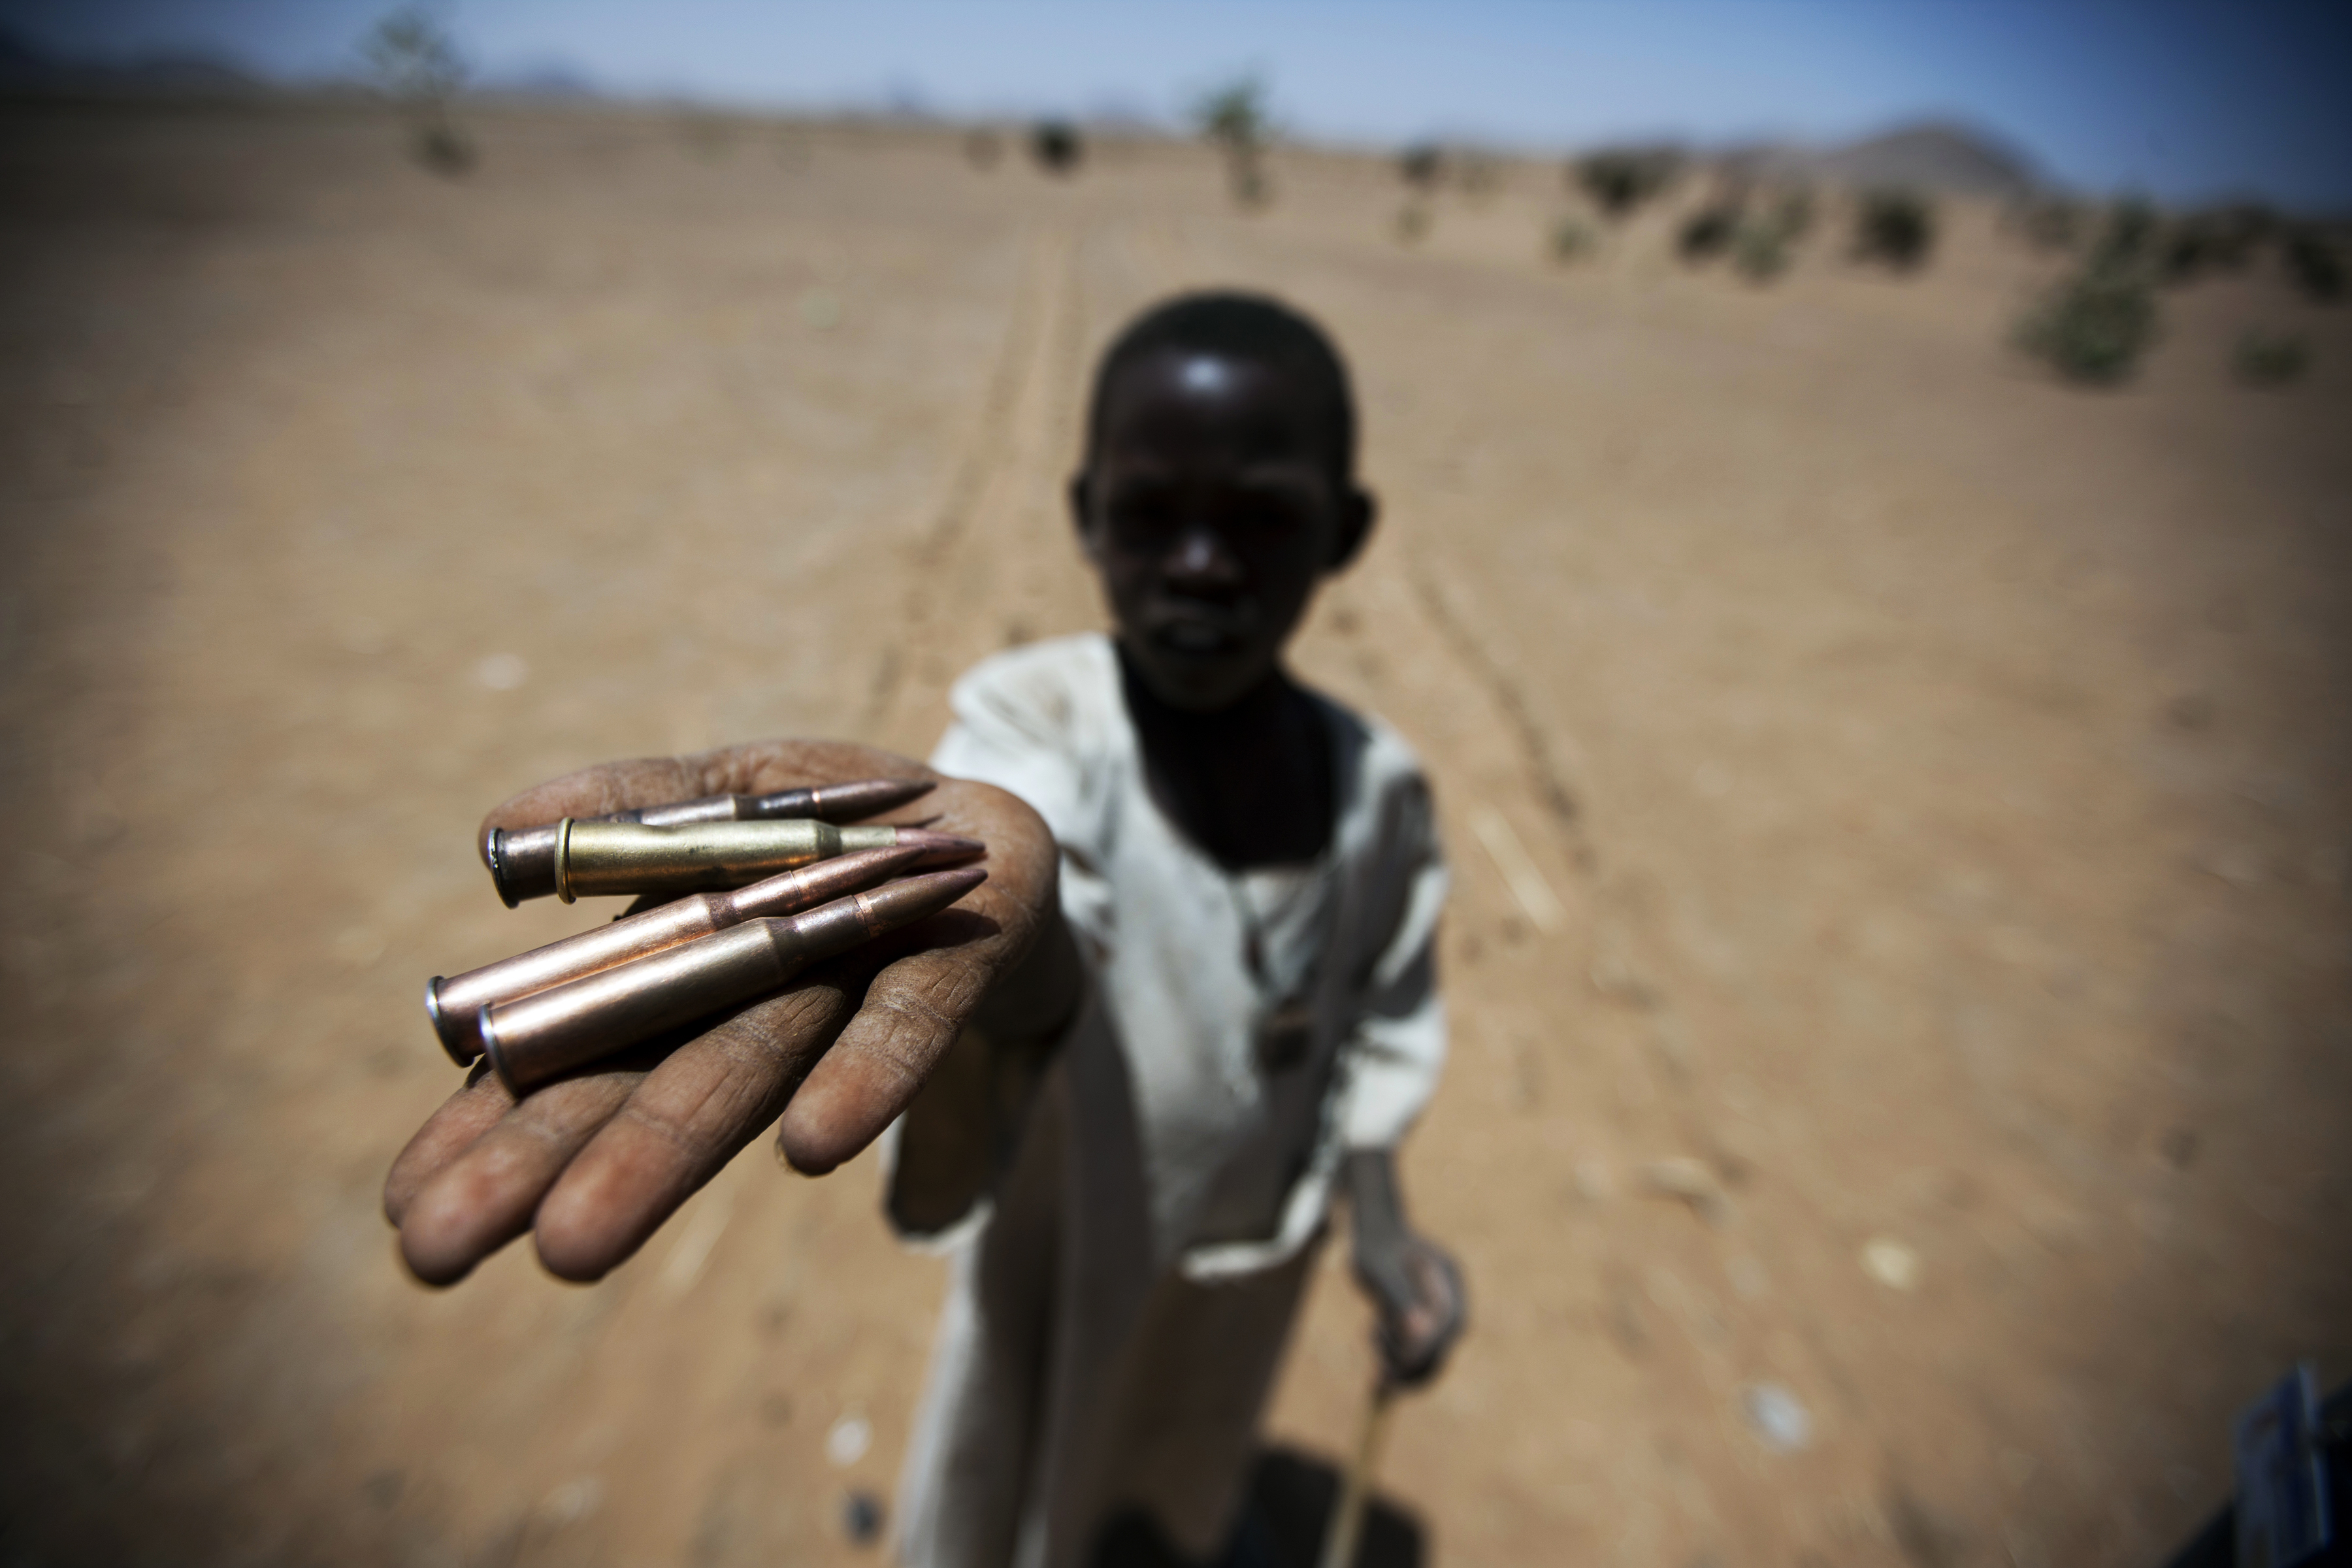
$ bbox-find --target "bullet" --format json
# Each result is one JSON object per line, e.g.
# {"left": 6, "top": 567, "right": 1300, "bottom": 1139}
{"left": 545, "top": 819, "right": 979, "bottom": 904}
{"left": 425, "top": 843, "right": 934, "bottom": 1066}
{"left": 480, "top": 865, "right": 989, "bottom": 1094}
{"left": 481, "top": 777, "right": 934, "bottom": 907}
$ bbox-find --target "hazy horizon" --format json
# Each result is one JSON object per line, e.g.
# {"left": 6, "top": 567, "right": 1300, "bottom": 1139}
{"left": 5, "top": 0, "right": 2349, "bottom": 208}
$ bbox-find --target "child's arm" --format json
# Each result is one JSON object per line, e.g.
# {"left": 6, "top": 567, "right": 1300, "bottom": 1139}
{"left": 382, "top": 740, "right": 1061, "bottom": 1287}
{"left": 1345, "top": 1148, "right": 1466, "bottom": 1385}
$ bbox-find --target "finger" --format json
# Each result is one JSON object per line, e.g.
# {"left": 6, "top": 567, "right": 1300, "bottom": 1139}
{"left": 532, "top": 981, "right": 860, "bottom": 1281}
{"left": 480, "top": 740, "right": 938, "bottom": 836}
{"left": 384, "top": 1068, "right": 514, "bottom": 1226}
{"left": 776, "top": 791, "right": 1054, "bottom": 1175}
{"left": 774, "top": 917, "right": 1019, "bottom": 1175}
{"left": 397, "top": 1066, "right": 645, "bottom": 1285}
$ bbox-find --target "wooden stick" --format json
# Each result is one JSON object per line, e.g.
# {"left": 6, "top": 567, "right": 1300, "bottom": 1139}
{"left": 1318, "top": 1376, "right": 1398, "bottom": 1568}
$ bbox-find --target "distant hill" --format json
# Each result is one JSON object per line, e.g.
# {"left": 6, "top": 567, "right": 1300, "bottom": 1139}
{"left": 1723, "top": 121, "right": 2042, "bottom": 198}
{"left": 0, "top": 25, "right": 259, "bottom": 95}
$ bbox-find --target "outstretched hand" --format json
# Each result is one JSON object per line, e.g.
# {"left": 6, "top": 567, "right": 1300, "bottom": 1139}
{"left": 382, "top": 740, "right": 1059, "bottom": 1288}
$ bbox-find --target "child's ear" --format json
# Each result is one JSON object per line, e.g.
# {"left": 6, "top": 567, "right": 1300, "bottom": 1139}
{"left": 1068, "top": 472, "right": 1104, "bottom": 564}
{"left": 1326, "top": 486, "right": 1377, "bottom": 573}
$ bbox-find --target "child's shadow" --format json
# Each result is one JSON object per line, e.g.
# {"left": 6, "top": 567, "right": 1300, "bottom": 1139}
{"left": 1092, "top": 1446, "right": 1426, "bottom": 1568}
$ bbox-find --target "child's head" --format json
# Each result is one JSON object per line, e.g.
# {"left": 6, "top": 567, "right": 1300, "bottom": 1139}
{"left": 1072, "top": 291, "right": 1373, "bottom": 712}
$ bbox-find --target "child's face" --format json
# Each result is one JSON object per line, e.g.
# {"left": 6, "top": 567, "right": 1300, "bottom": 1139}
{"left": 1073, "top": 348, "right": 1371, "bottom": 711}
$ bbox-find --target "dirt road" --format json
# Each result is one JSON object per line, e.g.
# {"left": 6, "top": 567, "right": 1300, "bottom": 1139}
{"left": 1, "top": 99, "right": 2346, "bottom": 1566}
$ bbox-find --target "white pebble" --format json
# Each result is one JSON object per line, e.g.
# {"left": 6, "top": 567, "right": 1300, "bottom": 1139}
{"left": 1742, "top": 1383, "right": 1812, "bottom": 1452}
{"left": 826, "top": 1412, "right": 872, "bottom": 1467}
{"left": 1861, "top": 1236, "right": 1921, "bottom": 1292}
{"left": 474, "top": 653, "right": 529, "bottom": 691}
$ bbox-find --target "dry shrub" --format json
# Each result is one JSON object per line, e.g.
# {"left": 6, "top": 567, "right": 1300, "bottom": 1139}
{"left": 2233, "top": 329, "right": 2310, "bottom": 387}
{"left": 1030, "top": 120, "right": 1083, "bottom": 176}
{"left": 1573, "top": 147, "right": 1680, "bottom": 220}
{"left": 1398, "top": 143, "right": 1443, "bottom": 192}
{"left": 1548, "top": 215, "right": 1596, "bottom": 264}
{"left": 2016, "top": 267, "right": 2160, "bottom": 385}
{"left": 1678, "top": 202, "right": 1740, "bottom": 263}
{"left": 1853, "top": 188, "right": 1935, "bottom": 270}
{"left": 2283, "top": 228, "right": 2345, "bottom": 302}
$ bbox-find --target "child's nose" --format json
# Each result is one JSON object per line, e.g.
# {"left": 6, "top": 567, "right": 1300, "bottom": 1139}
{"left": 1165, "top": 523, "right": 1241, "bottom": 585}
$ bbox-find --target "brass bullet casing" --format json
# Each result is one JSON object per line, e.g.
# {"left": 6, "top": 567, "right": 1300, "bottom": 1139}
{"left": 480, "top": 777, "right": 934, "bottom": 906}
{"left": 548, "top": 819, "right": 980, "bottom": 903}
{"left": 424, "top": 843, "right": 930, "bottom": 1066}
{"left": 480, "top": 865, "right": 988, "bottom": 1094}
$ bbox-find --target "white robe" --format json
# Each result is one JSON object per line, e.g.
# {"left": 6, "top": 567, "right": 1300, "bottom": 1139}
{"left": 891, "top": 633, "right": 1448, "bottom": 1567}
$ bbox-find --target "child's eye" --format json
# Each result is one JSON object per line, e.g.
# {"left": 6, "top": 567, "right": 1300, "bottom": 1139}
{"left": 1105, "top": 489, "right": 1180, "bottom": 544}
{"left": 1223, "top": 490, "right": 1315, "bottom": 536}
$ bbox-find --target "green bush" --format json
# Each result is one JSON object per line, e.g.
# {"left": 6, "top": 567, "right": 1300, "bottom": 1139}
{"left": 2283, "top": 227, "right": 2345, "bottom": 302}
{"left": 2015, "top": 268, "right": 2161, "bottom": 384}
{"left": 2232, "top": 329, "right": 2310, "bottom": 387}
{"left": 2010, "top": 197, "right": 2084, "bottom": 252}
{"left": 1573, "top": 147, "right": 1680, "bottom": 220}
{"left": 1030, "top": 120, "right": 1083, "bottom": 175}
{"left": 2091, "top": 197, "right": 2163, "bottom": 272}
{"left": 2159, "top": 203, "right": 2273, "bottom": 283}
{"left": 1548, "top": 214, "right": 1596, "bottom": 263}
{"left": 1677, "top": 202, "right": 1740, "bottom": 263}
{"left": 1769, "top": 187, "right": 1814, "bottom": 242}
{"left": 1854, "top": 188, "right": 1935, "bottom": 270}
{"left": 1398, "top": 143, "right": 1443, "bottom": 191}
{"left": 1733, "top": 220, "right": 1791, "bottom": 282}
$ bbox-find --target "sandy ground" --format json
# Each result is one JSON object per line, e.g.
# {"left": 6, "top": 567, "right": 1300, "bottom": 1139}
{"left": 1, "top": 99, "right": 2347, "bottom": 1568}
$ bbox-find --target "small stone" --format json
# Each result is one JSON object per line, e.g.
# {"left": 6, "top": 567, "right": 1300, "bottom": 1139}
{"left": 1742, "top": 1383, "right": 1812, "bottom": 1452}
{"left": 1639, "top": 1157, "right": 1729, "bottom": 1226}
{"left": 538, "top": 1476, "right": 602, "bottom": 1526}
{"left": 842, "top": 1488, "right": 885, "bottom": 1546}
{"left": 826, "top": 1411, "right": 872, "bottom": 1467}
{"left": 1861, "top": 1236, "right": 1921, "bottom": 1292}
{"left": 799, "top": 289, "right": 843, "bottom": 330}
{"left": 474, "top": 652, "right": 528, "bottom": 691}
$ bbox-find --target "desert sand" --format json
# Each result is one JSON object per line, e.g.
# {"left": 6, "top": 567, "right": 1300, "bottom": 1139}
{"left": 1, "top": 99, "right": 2347, "bottom": 1567}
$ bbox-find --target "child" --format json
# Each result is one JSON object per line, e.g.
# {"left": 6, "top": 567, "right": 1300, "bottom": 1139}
{"left": 887, "top": 292, "right": 1463, "bottom": 1565}
{"left": 380, "top": 291, "right": 1461, "bottom": 1568}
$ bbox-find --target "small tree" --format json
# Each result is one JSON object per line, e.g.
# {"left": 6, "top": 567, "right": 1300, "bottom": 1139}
{"left": 2089, "top": 197, "right": 2162, "bottom": 273}
{"left": 1573, "top": 147, "right": 1680, "bottom": 220}
{"left": 1853, "top": 188, "right": 1935, "bottom": 270}
{"left": 1030, "top": 120, "right": 1083, "bottom": 176}
{"left": 2283, "top": 227, "right": 2345, "bottom": 302}
{"left": 1677, "top": 201, "right": 1740, "bottom": 263}
{"left": 1194, "top": 74, "right": 1271, "bottom": 208}
{"left": 1398, "top": 142, "right": 1444, "bottom": 193}
{"left": 363, "top": 7, "right": 474, "bottom": 175}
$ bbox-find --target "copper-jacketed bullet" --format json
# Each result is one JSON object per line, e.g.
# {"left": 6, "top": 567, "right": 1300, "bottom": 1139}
{"left": 425, "top": 843, "right": 936, "bottom": 1066}
{"left": 481, "top": 777, "right": 934, "bottom": 906}
{"left": 479, "top": 865, "right": 988, "bottom": 1094}
{"left": 544, "top": 819, "right": 977, "bottom": 904}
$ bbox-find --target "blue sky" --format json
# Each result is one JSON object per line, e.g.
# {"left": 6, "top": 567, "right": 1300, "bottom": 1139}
{"left": 8, "top": 1, "right": 2349, "bottom": 207}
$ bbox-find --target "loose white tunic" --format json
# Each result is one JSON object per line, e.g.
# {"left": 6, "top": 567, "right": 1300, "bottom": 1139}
{"left": 891, "top": 633, "right": 1448, "bottom": 1567}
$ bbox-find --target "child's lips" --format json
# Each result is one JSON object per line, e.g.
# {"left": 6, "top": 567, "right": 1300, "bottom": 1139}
{"left": 1153, "top": 619, "right": 1241, "bottom": 657}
